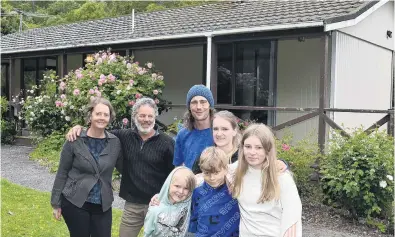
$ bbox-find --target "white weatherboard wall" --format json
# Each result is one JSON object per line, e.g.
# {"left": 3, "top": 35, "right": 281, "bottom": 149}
{"left": 134, "top": 46, "right": 203, "bottom": 125}
{"left": 331, "top": 31, "right": 392, "bottom": 131}
{"left": 275, "top": 38, "right": 321, "bottom": 142}
{"left": 338, "top": 1, "right": 394, "bottom": 51}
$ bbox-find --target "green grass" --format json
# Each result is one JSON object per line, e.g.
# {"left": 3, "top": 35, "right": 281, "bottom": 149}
{"left": 1, "top": 179, "right": 123, "bottom": 237}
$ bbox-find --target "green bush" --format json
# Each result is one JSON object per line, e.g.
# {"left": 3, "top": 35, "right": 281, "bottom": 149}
{"left": 276, "top": 132, "right": 322, "bottom": 199}
{"left": 320, "top": 128, "right": 394, "bottom": 231}
{"left": 1, "top": 96, "right": 17, "bottom": 144}
{"left": 29, "top": 131, "right": 65, "bottom": 172}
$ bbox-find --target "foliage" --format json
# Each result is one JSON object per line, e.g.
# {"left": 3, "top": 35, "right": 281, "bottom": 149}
{"left": 276, "top": 131, "right": 322, "bottom": 199}
{"left": 1, "top": 96, "right": 17, "bottom": 144}
{"left": 18, "top": 71, "right": 69, "bottom": 138}
{"left": 2, "top": 1, "right": 213, "bottom": 34}
{"left": 20, "top": 50, "right": 169, "bottom": 137}
{"left": 1, "top": 178, "right": 124, "bottom": 237}
{"left": 29, "top": 131, "right": 65, "bottom": 172}
{"left": 320, "top": 128, "right": 394, "bottom": 232}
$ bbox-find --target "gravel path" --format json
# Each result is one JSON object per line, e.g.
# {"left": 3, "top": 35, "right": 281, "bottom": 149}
{"left": 0, "top": 145, "right": 125, "bottom": 209}
{"left": 1, "top": 145, "right": 392, "bottom": 237}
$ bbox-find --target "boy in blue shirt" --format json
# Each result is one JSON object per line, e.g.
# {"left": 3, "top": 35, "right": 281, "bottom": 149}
{"left": 189, "top": 146, "right": 240, "bottom": 237}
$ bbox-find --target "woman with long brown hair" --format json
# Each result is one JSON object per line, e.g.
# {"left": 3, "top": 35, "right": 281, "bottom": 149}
{"left": 230, "top": 124, "right": 302, "bottom": 237}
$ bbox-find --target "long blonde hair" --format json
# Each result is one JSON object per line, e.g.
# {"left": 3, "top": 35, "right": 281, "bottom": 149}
{"left": 231, "top": 123, "right": 280, "bottom": 203}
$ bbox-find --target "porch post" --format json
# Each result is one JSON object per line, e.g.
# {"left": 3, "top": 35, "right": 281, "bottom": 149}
{"left": 8, "top": 58, "right": 13, "bottom": 102}
{"left": 318, "top": 33, "right": 330, "bottom": 153}
{"left": 206, "top": 35, "right": 212, "bottom": 90}
{"left": 62, "top": 53, "right": 67, "bottom": 77}
{"left": 388, "top": 51, "right": 395, "bottom": 137}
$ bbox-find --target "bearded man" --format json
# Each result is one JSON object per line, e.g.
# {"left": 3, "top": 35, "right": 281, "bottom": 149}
{"left": 66, "top": 97, "right": 174, "bottom": 237}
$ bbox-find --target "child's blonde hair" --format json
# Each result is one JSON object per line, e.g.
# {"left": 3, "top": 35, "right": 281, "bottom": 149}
{"left": 231, "top": 123, "right": 280, "bottom": 203}
{"left": 199, "top": 146, "right": 229, "bottom": 173}
{"left": 172, "top": 167, "right": 196, "bottom": 194}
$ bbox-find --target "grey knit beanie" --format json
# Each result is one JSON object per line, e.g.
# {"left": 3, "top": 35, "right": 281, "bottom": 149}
{"left": 186, "top": 85, "right": 214, "bottom": 108}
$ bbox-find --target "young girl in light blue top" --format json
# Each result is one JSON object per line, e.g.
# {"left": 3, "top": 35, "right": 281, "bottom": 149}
{"left": 144, "top": 167, "right": 196, "bottom": 237}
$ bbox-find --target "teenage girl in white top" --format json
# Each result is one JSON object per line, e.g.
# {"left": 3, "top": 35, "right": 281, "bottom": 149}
{"left": 229, "top": 123, "right": 302, "bottom": 237}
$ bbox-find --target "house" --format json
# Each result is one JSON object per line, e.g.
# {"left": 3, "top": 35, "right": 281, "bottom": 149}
{"left": 1, "top": 0, "right": 394, "bottom": 149}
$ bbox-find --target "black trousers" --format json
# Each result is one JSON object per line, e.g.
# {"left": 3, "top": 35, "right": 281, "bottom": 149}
{"left": 61, "top": 196, "right": 112, "bottom": 237}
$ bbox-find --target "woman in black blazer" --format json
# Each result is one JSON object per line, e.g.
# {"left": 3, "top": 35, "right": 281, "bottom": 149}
{"left": 51, "top": 97, "right": 123, "bottom": 237}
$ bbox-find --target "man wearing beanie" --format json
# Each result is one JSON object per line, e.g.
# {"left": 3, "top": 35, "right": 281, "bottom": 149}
{"left": 173, "top": 84, "right": 215, "bottom": 169}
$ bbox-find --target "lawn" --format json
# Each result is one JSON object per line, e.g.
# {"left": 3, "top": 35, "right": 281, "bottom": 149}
{"left": 1, "top": 179, "right": 126, "bottom": 237}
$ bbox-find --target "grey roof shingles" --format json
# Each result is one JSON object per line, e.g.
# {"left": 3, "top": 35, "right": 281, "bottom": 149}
{"left": 1, "top": 0, "right": 372, "bottom": 54}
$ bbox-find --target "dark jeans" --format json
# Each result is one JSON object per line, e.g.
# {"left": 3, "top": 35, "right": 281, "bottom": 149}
{"left": 61, "top": 196, "right": 112, "bottom": 237}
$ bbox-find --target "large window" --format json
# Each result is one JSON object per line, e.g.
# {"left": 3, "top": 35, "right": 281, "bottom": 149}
{"left": 22, "top": 57, "right": 57, "bottom": 96}
{"left": 216, "top": 40, "right": 277, "bottom": 124}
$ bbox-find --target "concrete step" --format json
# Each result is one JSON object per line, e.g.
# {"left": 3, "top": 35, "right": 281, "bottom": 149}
{"left": 14, "top": 136, "right": 34, "bottom": 147}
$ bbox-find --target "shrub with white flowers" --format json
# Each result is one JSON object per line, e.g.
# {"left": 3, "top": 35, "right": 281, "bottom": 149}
{"left": 320, "top": 128, "right": 394, "bottom": 232}
{"left": 20, "top": 50, "right": 169, "bottom": 137}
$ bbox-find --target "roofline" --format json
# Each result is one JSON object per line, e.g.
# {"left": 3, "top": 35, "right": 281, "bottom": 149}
{"left": 324, "top": 0, "right": 388, "bottom": 31}
{"left": 1, "top": 21, "right": 323, "bottom": 55}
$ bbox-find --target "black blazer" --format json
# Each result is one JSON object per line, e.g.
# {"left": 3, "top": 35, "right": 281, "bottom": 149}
{"left": 51, "top": 130, "right": 123, "bottom": 211}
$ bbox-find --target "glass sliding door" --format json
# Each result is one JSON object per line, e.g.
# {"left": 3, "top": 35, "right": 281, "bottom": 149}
{"left": 216, "top": 40, "right": 277, "bottom": 125}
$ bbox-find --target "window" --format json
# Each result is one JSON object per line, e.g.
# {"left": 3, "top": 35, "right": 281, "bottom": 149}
{"left": 22, "top": 57, "right": 58, "bottom": 96}
{"left": 216, "top": 40, "right": 277, "bottom": 124}
{"left": 1, "top": 64, "right": 9, "bottom": 99}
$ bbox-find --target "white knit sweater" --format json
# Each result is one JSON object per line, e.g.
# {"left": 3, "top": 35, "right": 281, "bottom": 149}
{"left": 229, "top": 163, "right": 302, "bottom": 237}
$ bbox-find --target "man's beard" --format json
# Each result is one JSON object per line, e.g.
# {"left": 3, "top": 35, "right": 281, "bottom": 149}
{"left": 134, "top": 117, "right": 155, "bottom": 134}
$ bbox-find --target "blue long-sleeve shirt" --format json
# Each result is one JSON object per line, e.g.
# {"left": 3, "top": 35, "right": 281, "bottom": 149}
{"left": 173, "top": 127, "right": 214, "bottom": 169}
{"left": 189, "top": 182, "right": 240, "bottom": 237}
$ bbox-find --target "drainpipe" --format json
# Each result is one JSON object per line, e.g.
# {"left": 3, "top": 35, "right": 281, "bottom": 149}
{"left": 206, "top": 34, "right": 212, "bottom": 89}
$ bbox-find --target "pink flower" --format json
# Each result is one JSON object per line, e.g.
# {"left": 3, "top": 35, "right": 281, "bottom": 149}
{"left": 101, "top": 53, "right": 107, "bottom": 59}
{"left": 76, "top": 72, "right": 83, "bottom": 79}
{"left": 282, "top": 144, "right": 291, "bottom": 151}
{"left": 55, "top": 101, "right": 63, "bottom": 107}
{"left": 59, "top": 82, "right": 66, "bottom": 91}
{"left": 154, "top": 99, "right": 160, "bottom": 104}
{"left": 157, "top": 75, "right": 164, "bottom": 80}
{"left": 138, "top": 67, "right": 145, "bottom": 75}
{"left": 109, "top": 54, "right": 116, "bottom": 62}
{"left": 108, "top": 74, "right": 116, "bottom": 82}
{"left": 73, "top": 89, "right": 80, "bottom": 96}
{"left": 60, "top": 94, "right": 66, "bottom": 100}
{"left": 94, "top": 53, "right": 100, "bottom": 59}
{"left": 151, "top": 73, "right": 158, "bottom": 79}
{"left": 129, "top": 80, "right": 134, "bottom": 86}
{"left": 96, "top": 58, "right": 103, "bottom": 65}
{"left": 89, "top": 71, "right": 95, "bottom": 78}
{"left": 135, "top": 93, "right": 142, "bottom": 99}
{"left": 95, "top": 90, "right": 102, "bottom": 97}
{"left": 128, "top": 100, "right": 135, "bottom": 106}
{"left": 147, "top": 62, "right": 153, "bottom": 69}
{"left": 100, "top": 74, "right": 106, "bottom": 80}
{"left": 89, "top": 89, "right": 95, "bottom": 95}
{"left": 135, "top": 61, "right": 139, "bottom": 65}
{"left": 153, "top": 90, "right": 159, "bottom": 95}
{"left": 98, "top": 78, "right": 106, "bottom": 86}
{"left": 122, "top": 118, "right": 129, "bottom": 125}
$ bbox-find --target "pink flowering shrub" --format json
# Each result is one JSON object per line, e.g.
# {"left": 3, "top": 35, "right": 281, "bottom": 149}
{"left": 275, "top": 131, "right": 322, "bottom": 198}
{"left": 20, "top": 50, "right": 169, "bottom": 137}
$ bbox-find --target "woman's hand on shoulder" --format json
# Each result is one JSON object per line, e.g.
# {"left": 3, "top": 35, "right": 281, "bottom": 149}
{"left": 149, "top": 194, "right": 160, "bottom": 206}
{"left": 276, "top": 159, "right": 287, "bottom": 173}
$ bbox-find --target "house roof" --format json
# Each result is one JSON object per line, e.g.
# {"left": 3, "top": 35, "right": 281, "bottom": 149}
{"left": 1, "top": 0, "right": 377, "bottom": 54}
